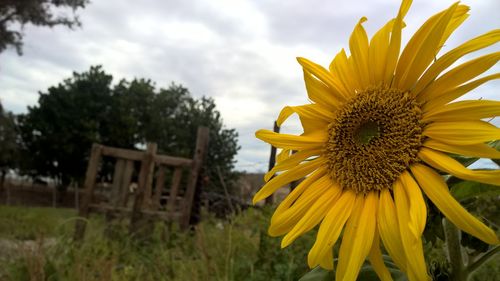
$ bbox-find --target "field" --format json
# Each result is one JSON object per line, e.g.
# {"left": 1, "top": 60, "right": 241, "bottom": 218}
{"left": 0, "top": 205, "right": 498, "bottom": 281}
{"left": 0, "top": 205, "right": 316, "bottom": 281}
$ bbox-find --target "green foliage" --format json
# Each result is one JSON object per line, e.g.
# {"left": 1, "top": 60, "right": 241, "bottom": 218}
{"left": 451, "top": 181, "right": 500, "bottom": 202}
{"left": 17, "top": 65, "right": 240, "bottom": 194}
{"left": 18, "top": 66, "right": 114, "bottom": 185}
{"left": 0, "top": 206, "right": 315, "bottom": 281}
{"left": 0, "top": 102, "right": 18, "bottom": 177}
{"left": 0, "top": 0, "right": 88, "bottom": 54}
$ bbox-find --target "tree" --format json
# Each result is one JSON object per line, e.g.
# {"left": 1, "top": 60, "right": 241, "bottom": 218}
{"left": 0, "top": 0, "right": 88, "bottom": 54}
{"left": 0, "top": 101, "right": 18, "bottom": 185}
{"left": 18, "top": 66, "right": 240, "bottom": 194}
{"left": 18, "top": 65, "right": 113, "bottom": 185}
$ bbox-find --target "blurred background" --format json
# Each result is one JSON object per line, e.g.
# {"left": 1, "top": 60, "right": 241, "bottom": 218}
{"left": 0, "top": 0, "right": 498, "bottom": 280}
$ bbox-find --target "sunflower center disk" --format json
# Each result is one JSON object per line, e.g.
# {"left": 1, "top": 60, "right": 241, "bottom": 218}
{"left": 326, "top": 86, "right": 424, "bottom": 193}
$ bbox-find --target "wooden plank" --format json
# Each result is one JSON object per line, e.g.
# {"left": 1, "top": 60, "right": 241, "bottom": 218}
{"left": 143, "top": 143, "right": 158, "bottom": 209}
{"left": 152, "top": 166, "right": 166, "bottom": 210}
{"left": 101, "top": 146, "right": 144, "bottom": 161}
{"left": 74, "top": 143, "right": 102, "bottom": 241}
{"left": 104, "top": 159, "right": 126, "bottom": 231}
{"left": 166, "top": 167, "right": 183, "bottom": 217}
{"left": 181, "top": 127, "right": 209, "bottom": 229}
{"left": 129, "top": 143, "right": 157, "bottom": 233}
{"left": 110, "top": 159, "right": 125, "bottom": 206}
{"left": 155, "top": 155, "right": 192, "bottom": 167}
{"left": 120, "top": 160, "right": 134, "bottom": 207}
{"left": 265, "top": 121, "right": 280, "bottom": 205}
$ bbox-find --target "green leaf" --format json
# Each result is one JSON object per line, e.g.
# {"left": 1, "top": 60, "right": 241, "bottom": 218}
{"left": 451, "top": 181, "right": 500, "bottom": 202}
{"left": 298, "top": 257, "right": 407, "bottom": 281}
{"left": 298, "top": 267, "right": 333, "bottom": 281}
{"left": 451, "top": 155, "right": 480, "bottom": 168}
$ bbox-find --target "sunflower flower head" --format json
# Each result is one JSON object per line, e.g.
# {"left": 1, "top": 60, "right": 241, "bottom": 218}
{"left": 254, "top": 0, "right": 500, "bottom": 280}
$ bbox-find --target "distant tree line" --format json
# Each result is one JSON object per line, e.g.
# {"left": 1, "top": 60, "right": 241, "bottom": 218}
{"left": 0, "top": 65, "right": 240, "bottom": 196}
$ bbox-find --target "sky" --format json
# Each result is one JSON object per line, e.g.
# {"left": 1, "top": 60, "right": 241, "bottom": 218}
{"left": 0, "top": 0, "right": 499, "bottom": 172}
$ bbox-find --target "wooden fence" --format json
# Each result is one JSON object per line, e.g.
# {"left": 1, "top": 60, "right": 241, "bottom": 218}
{"left": 74, "top": 127, "right": 209, "bottom": 240}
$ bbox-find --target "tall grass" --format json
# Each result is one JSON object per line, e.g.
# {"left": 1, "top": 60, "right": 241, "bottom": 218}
{"left": 0, "top": 206, "right": 314, "bottom": 281}
{"left": 0, "top": 205, "right": 497, "bottom": 281}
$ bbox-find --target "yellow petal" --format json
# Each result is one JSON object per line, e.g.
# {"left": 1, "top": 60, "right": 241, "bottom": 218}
{"left": 303, "top": 70, "right": 342, "bottom": 110}
{"left": 368, "top": 230, "right": 393, "bottom": 281}
{"left": 398, "top": 0, "right": 413, "bottom": 19}
{"left": 255, "top": 129, "right": 326, "bottom": 150}
{"left": 418, "top": 147, "right": 500, "bottom": 186}
{"left": 281, "top": 185, "right": 341, "bottom": 247}
{"left": 418, "top": 52, "right": 500, "bottom": 102}
{"left": 253, "top": 157, "right": 326, "bottom": 203}
{"left": 384, "top": 0, "right": 412, "bottom": 84}
{"left": 423, "top": 100, "right": 500, "bottom": 122}
{"left": 329, "top": 49, "right": 359, "bottom": 95}
{"left": 414, "top": 29, "right": 500, "bottom": 95}
{"left": 423, "top": 120, "right": 500, "bottom": 145}
{"left": 395, "top": 3, "right": 462, "bottom": 90}
{"left": 307, "top": 190, "right": 356, "bottom": 268}
{"left": 277, "top": 104, "right": 335, "bottom": 127}
{"left": 349, "top": 17, "right": 370, "bottom": 87}
{"left": 265, "top": 149, "right": 322, "bottom": 182}
{"left": 298, "top": 58, "right": 348, "bottom": 101}
{"left": 437, "top": 5, "right": 470, "bottom": 51}
{"left": 276, "top": 149, "right": 291, "bottom": 164}
{"left": 369, "top": 19, "right": 395, "bottom": 84}
{"left": 319, "top": 247, "right": 334, "bottom": 270}
{"left": 423, "top": 139, "right": 500, "bottom": 159}
{"left": 393, "top": 179, "right": 429, "bottom": 281}
{"left": 400, "top": 171, "right": 427, "bottom": 237}
{"left": 269, "top": 168, "right": 327, "bottom": 236}
{"left": 299, "top": 117, "right": 329, "bottom": 137}
{"left": 423, "top": 73, "right": 500, "bottom": 113}
{"left": 336, "top": 193, "right": 377, "bottom": 281}
{"left": 378, "top": 189, "right": 407, "bottom": 272}
{"left": 411, "top": 163, "right": 499, "bottom": 244}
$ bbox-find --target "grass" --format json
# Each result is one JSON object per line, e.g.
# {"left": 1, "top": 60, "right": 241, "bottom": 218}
{"left": 0, "top": 204, "right": 498, "bottom": 281}
{"left": 0, "top": 205, "right": 314, "bottom": 281}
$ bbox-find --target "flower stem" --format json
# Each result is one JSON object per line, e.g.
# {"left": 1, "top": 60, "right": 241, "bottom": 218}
{"left": 444, "top": 219, "right": 467, "bottom": 281}
{"left": 465, "top": 245, "right": 500, "bottom": 275}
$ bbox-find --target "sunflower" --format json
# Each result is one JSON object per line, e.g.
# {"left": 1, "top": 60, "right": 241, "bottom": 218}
{"left": 253, "top": 0, "right": 500, "bottom": 280}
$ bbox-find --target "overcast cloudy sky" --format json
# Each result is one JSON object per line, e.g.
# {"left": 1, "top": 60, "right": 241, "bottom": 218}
{"left": 0, "top": 0, "right": 498, "bottom": 172}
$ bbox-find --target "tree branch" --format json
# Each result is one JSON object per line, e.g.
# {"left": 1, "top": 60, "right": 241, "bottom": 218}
{"left": 0, "top": 11, "right": 17, "bottom": 25}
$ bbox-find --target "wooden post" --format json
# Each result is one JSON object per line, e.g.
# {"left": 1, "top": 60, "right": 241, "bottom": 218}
{"left": 120, "top": 160, "right": 134, "bottom": 207}
{"left": 110, "top": 159, "right": 125, "bottom": 206}
{"left": 166, "top": 167, "right": 183, "bottom": 218}
{"left": 104, "top": 159, "right": 126, "bottom": 233}
{"left": 74, "top": 144, "right": 103, "bottom": 241}
{"left": 52, "top": 185, "right": 57, "bottom": 208}
{"left": 75, "top": 183, "right": 79, "bottom": 210}
{"left": 5, "top": 179, "right": 10, "bottom": 205}
{"left": 265, "top": 121, "right": 280, "bottom": 205}
{"left": 143, "top": 143, "right": 158, "bottom": 209}
{"left": 152, "top": 166, "right": 166, "bottom": 210}
{"left": 180, "top": 127, "right": 209, "bottom": 229}
{"left": 129, "top": 143, "right": 157, "bottom": 233}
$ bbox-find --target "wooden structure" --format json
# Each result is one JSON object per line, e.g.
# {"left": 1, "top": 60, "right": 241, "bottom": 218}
{"left": 265, "top": 121, "right": 280, "bottom": 205}
{"left": 74, "top": 127, "right": 209, "bottom": 241}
